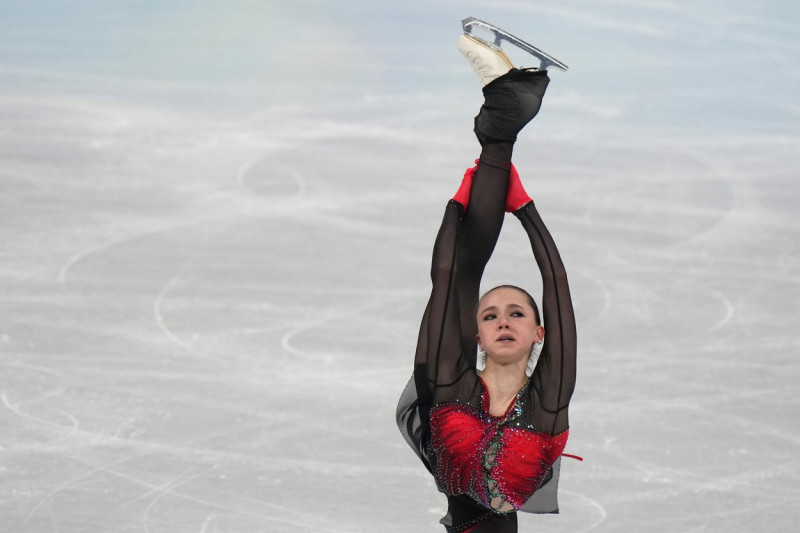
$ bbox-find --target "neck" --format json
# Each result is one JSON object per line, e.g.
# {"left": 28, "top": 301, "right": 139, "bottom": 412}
{"left": 478, "top": 360, "right": 528, "bottom": 415}
{"left": 480, "top": 363, "right": 527, "bottom": 389}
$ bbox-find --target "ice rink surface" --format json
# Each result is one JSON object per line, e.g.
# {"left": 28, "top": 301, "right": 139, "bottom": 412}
{"left": 1, "top": 1, "right": 798, "bottom": 531}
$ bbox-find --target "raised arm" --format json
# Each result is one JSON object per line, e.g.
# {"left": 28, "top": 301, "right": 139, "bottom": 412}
{"left": 515, "top": 201, "right": 577, "bottom": 435}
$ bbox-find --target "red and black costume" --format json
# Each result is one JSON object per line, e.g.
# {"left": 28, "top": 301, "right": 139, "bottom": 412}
{"left": 396, "top": 69, "right": 577, "bottom": 533}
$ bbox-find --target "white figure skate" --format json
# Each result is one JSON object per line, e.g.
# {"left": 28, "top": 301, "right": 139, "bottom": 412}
{"left": 457, "top": 34, "right": 514, "bottom": 87}
{"left": 460, "top": 17, "right": 568, "bottom": 76}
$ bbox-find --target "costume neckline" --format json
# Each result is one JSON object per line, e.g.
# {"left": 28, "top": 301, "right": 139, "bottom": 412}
{"left": 477, "top": 376, "right": 530, "bottom": 420}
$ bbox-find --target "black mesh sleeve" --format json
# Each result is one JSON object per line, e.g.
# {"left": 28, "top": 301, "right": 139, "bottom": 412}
{"left": 514, "top": 202, "right": 577, "bottom": 435}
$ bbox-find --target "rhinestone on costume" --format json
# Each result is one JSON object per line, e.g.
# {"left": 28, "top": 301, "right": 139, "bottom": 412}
{"left": 429, "top": 379, "right": 568, "bottom": 513}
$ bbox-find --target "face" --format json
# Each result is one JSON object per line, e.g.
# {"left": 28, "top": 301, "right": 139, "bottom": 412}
{"left": 476, "top": 287, "right": 544, "bottom": 366}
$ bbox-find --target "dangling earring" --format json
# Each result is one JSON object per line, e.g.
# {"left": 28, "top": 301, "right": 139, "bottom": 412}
{"left": 476, "top": 346, "right": 486, "bottom": 371}
{"left": 526, "top": 340, "right": 543, "bottom": 377}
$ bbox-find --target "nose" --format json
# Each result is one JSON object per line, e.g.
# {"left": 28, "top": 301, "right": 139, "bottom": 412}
{"left": 497, "top": 315, "right": 509, "bottom": 328}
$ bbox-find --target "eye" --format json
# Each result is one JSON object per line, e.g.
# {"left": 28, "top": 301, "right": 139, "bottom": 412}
{"left": 482, "top": 313, "right": 496, "bottom": 321}
{"left": 511, "top": 311, "right": 524, "bottom": 317}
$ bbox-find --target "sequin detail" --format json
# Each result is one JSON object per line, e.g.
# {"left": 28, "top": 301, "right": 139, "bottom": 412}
{"left": 429, "top": 381, "right": 568, "bottom": 513}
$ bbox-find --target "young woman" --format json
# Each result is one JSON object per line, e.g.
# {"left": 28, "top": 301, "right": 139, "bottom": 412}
{"left": 397, "top": 36, "right": 578, "bottom": 533}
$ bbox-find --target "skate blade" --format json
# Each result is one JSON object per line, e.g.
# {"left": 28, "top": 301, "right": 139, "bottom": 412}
{"left": 462, "top": 17, "right": 569, "bottom": 72}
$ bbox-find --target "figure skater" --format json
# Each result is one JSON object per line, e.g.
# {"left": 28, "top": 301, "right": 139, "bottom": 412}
{"left": 396, "top": 34, "right": 578, "bottom": 533}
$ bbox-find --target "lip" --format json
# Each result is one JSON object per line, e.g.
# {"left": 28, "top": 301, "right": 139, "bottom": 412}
{"left": 496, "top": 335, "right": 516, "bottom": 342}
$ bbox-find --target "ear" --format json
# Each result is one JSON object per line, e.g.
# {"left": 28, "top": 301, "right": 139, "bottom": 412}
{"left": 535, "top": 325, "right": 545, "bottom": 343}
{"left": 475, "top": 334, "right": 483, "bottom": 351}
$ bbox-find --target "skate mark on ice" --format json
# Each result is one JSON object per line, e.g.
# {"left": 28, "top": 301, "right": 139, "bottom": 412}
{"left": 558, "top": 489, "right": 607, "bottom": 532}
{"left": 141, "top": 472, "right": 201, "bottom": 533}
{"left": 153, "top": 258, "right": 196, "bottom": 352}
{"left": 1, "top": 390, "right": 80, "bottom": 446}
{"left": 0, "top": 358, "right": 70, "bottom": 379}
{"left": 606, "top": 440, "right": 800, "bottom": 500}
{"left": 22, "top": 417, "right": 285, "bottom": 524}
{"left": 705, "top": 291, "right": 735, "bottom": 333}
{"left": 122, "top": 468, "right": 199, "bottom": 508}
{"left": 575, "top": 268, "right": 612, "bottom": 323}
{"left": 657, "top": 152, "right": 740, "bottom": 252}
{"left": 131, "top": 468, "right": 354, "bottom": 533}
{"left": 57, "top": 218, "right": 220, "bottom": 284}
{"left": 639, "top": 285, "right": 736, "bottom": 340}
{"left": 280, "top": 301, "right": 388, "bottom": 363}
{"left": 39, "top": 406, "right": 81, "bottom": 447}
{"left": 123, "top": 469, "right": 320, "bottom": 532}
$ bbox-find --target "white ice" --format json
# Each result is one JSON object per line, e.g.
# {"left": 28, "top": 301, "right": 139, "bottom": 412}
{"left": 1, "top": 1, "right": 798, "bottom": 532}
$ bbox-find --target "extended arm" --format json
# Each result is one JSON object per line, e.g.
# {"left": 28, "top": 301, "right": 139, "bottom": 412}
{"left": 515, "top": 201, "right": 577, "bottom": 435}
